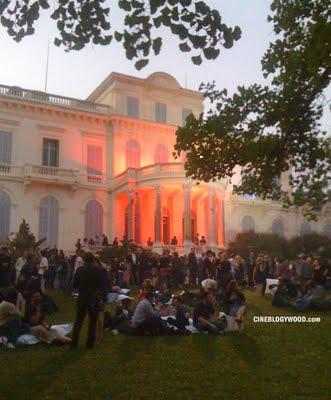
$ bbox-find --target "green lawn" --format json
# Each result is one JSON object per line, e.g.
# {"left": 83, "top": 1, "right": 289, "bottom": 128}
{"left": 0, "top": 290, "right": 330, "bottom": 400}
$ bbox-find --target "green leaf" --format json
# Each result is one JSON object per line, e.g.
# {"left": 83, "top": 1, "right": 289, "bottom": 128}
{"left": 203, "top": 47, "right": 220, "bottom": 60}
{"left": 114, "top": 31, "right": 123, "bottom": 42}
{"left": 233, "top": 26, "right": 241, "bottom": 41}
{"left": 53, "top": 37, "right": 61, "bottom": 47}
{"left": 135, "top": 58, "right": 149, "bottom": 70}
{"left": 179, "top": 42, "right": 191, "bottom": 52}
{"left": 191, "top": 55, "right": 202, "bottom": 65}
{"left": 195, "top": 1, "right": 209, "bottom": 15}
{"left": 152, "top": 37, "right": 162, "bottom": 55}
{"left": 118, "top": 0, "right": 131, "bottom": 12}
{"left": 39, "top": 0, "right": 50, "bottom": 10}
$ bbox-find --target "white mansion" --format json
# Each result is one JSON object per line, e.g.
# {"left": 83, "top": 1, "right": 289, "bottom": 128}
{"left": 0, "top": 71, "right": 330, "bottom": 251}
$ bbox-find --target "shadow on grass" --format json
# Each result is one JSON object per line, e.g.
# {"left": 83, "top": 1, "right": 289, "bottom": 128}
{"left": 225, "top": 332, "right": 262, "bottom": 368}
{"left": 2, "top": 346, "right": 85, "bottom": 399}
{"left": 191, "top": 333, "right": 222, "bottom": 361}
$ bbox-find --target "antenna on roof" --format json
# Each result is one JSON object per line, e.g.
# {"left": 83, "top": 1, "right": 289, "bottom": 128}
{"left": 44, "top": 39, "right": 50, "bottom": 93}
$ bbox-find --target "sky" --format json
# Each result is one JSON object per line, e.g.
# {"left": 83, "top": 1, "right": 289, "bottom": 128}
{"left": 0, "top": 0, "right": 329, "bottom": 132}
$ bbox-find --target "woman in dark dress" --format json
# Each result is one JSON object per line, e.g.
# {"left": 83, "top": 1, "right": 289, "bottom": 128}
{"left": 254, "top": 256, "right": 268, "bottom": 296}
{"left": 217, "top": 253, "right": 233, "bottom": 298}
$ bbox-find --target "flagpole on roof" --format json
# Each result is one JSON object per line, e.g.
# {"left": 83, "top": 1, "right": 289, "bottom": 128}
{"left": 44, "top": 39, "right": 50, "bottom": 93}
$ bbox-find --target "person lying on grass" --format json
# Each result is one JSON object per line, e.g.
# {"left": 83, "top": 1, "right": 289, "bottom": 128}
{"left": 193, "top": 291, "right": 226, "bottom": 335}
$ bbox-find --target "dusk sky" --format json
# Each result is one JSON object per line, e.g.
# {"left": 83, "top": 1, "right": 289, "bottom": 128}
{"left": 0, "top": 0, "right": 329, "bottom": 132}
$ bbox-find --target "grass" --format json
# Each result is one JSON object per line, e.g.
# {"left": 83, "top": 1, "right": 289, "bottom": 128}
{"left": 0, "top": 289, "right": 330, "bottom": 400}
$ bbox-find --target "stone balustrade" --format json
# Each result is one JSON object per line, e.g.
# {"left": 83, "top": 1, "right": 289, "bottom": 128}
{"left": 0, "top": 162, "right": 187, "bottom": 189}
{"left": 0, "top": 84, "right": 110, "bottom": 115}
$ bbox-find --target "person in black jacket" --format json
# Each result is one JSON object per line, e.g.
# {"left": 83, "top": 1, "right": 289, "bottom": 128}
{"left": 223, "top": 280, "right": 247, "bottom": 325}
{"left": 71, "top": 252, "right": 108, "bottom": 349}
{"left": 188, "top": 248, "right": 198, "bottom": 286}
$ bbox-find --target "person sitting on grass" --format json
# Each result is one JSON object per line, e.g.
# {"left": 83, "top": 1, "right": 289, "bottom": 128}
{"left": 0, "top": 288, "right": 30, "bottom": 348}
{"left": 167, "top": 295, "right": 191, "bottom": 334}
{"left": 271, "top": 278, "right": 293, "bottom": 308}
{"left": 131, "top": 291, "right": 172, "bottom": 336}
{"left": 223, "top": 280, "right": 247, "bottom": 327}
{"left": 156, "top": 282, "right": 172, "bottom": 304}
{"left": 25, "top": 291, "right": 71, "bottom": 344}
{"left": 193, "top": 291, "right": 226, "bottom": 335}
{"left": 105, "top": 295, "right": 134, "bottom": 334}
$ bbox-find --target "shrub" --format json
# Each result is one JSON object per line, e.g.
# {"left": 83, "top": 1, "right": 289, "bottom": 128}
{"left": 6, "top": 219, "right": 45, "bottom": 260}
{"left": 227, "top": 231, "right": 290, "bottom": 259}
{"left": 228, "top": 231, "right": 331, "bottom": 260}
{"left": 288, "top": 233, "right": 331, "bottom": 258}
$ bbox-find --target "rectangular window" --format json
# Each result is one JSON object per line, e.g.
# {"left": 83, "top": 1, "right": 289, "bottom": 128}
{"left": 87, "top": 145, "right": 102, "bottom": 175}
{"left": 127, "top": 96, "right": 139, "bottom": 118}
{"left": 42, "top": 138, "right": 59, "bottom": 167}
{"left": 0, "top": 131, "right": 12, "bottom": 164}
{"left": 182, "top": 108, "right": 192, "bottom": 124}
{"left": 155, "top": 103, "right": 167, "bottom": 124}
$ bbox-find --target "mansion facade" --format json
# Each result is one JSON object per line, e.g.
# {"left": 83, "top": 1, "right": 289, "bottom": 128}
{"left": 0, "top": 71, "right": 330, "bottom": 252}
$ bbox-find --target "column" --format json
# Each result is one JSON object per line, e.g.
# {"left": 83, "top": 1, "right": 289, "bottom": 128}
{"left": 219, "top": 193, "right": 225, "bottom": 248}
{"left": 134, "top": 191, "right": 141, "bottom": 244}
{"left": 108, "top": 192, "right": 114, "bottom": 241}
{"left": 183, "top": 184, "right": 192, "bottom": 246}
{"left": 154, "top": 186, "right": 162, "bottom": 244}
{"left": 209, "top": 187, "right": 217, "bottom": 247}
{"left": 127, "top": 190, "right": 134, "bottom": 241}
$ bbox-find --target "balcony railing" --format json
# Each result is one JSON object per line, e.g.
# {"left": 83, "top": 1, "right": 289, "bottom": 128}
{"left": 0, "top": 164, "right": 23, "bottom": 177}
{"left": 0, "top": 84, "right": 110, "bottom": 115}
{"left": 24, "top": 164, "right": 79, "bottom": 185}
{"left": 0, "top": 162, "right": 187, "bottom": 188}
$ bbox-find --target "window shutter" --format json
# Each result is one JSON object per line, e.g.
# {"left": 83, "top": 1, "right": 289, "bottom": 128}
{"left": 182, "top": 108, "right": 192, "bottom": 124}
{"left": 126, "top": 140, "right": 140, "bottom": 169}
{"left": 0, "top": 191, "right": 11, "bottom": 241}
{"left": 155, "top": 144, "right": 169, "bottom": 164}
{"left": 43, "top": 139, "right": 59, "bottom": 167}
{"left": 242, "top": 216, "right": 255, "bottom": 232}
{"left": 156, "top": 103, "right": 167, "bottom": 123}
{"left": 127, "top": 97, "right": 139, "bottom": 118}
{"left": 85, "top": 200, "right": 103, "bottom": 239}
{"left": 0, "top": 131, "right": 12, "bottom": 164}
{"left": 39, "top": 196, "right": 59, "bottom": 247}
{"left": 87, "top": 145, "right": 102, "bottom": 175}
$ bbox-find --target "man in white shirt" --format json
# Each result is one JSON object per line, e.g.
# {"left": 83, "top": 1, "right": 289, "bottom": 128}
{"left": 38, "top": 251, "right": 49, "bottom": 293}
{"left": 74, "top": 250, "right": 84, "bottom": 273}
{"left": 15, "top": 251, "right": 28, "bottom": 283}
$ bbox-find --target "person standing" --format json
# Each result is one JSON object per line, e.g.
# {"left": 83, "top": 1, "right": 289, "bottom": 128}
{"left": 246, "top": 251, "right": 255, "bottom": 287}
{"left": 188, "top": 248, "right": 198, "bottom": 286}
{"left": 71, "top": 253, "right": 108, "bottom": 349}
{"left": 38, "top": 250, "right": 49, "bottom": 293}
{"left": 127, "top": 250, "right": 138, "bottom": 286}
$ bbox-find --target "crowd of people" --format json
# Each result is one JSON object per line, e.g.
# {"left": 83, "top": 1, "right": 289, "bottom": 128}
{"left": 0, "top": 242, "right": 330, "bottom": 349}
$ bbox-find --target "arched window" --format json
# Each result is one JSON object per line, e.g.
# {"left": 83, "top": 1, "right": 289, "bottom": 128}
{"left": 323, "top": 223, "right": 331, "bottom": 238}
{"left": 242, "top": 216, "right": 255, "bottom": 232}
{"left": 300, "top": 222, "right": 311, "bottom": 236}
{"left": 154, "top": 144, "right": 169, "bottom": 164}
{"left": 39, "top": 196, "right": 59, "bottom": 247}
{"left": 85, "top": 200, "right": 103, "bottom": 240}
{"left": 0, "top": 191, "right": 11, "bottom": 242}
{"left": 272, "top": 218, "right": 284, "bottom": 237}
{"left": 126, "top": 140, "right": 140, "bottom": 169}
